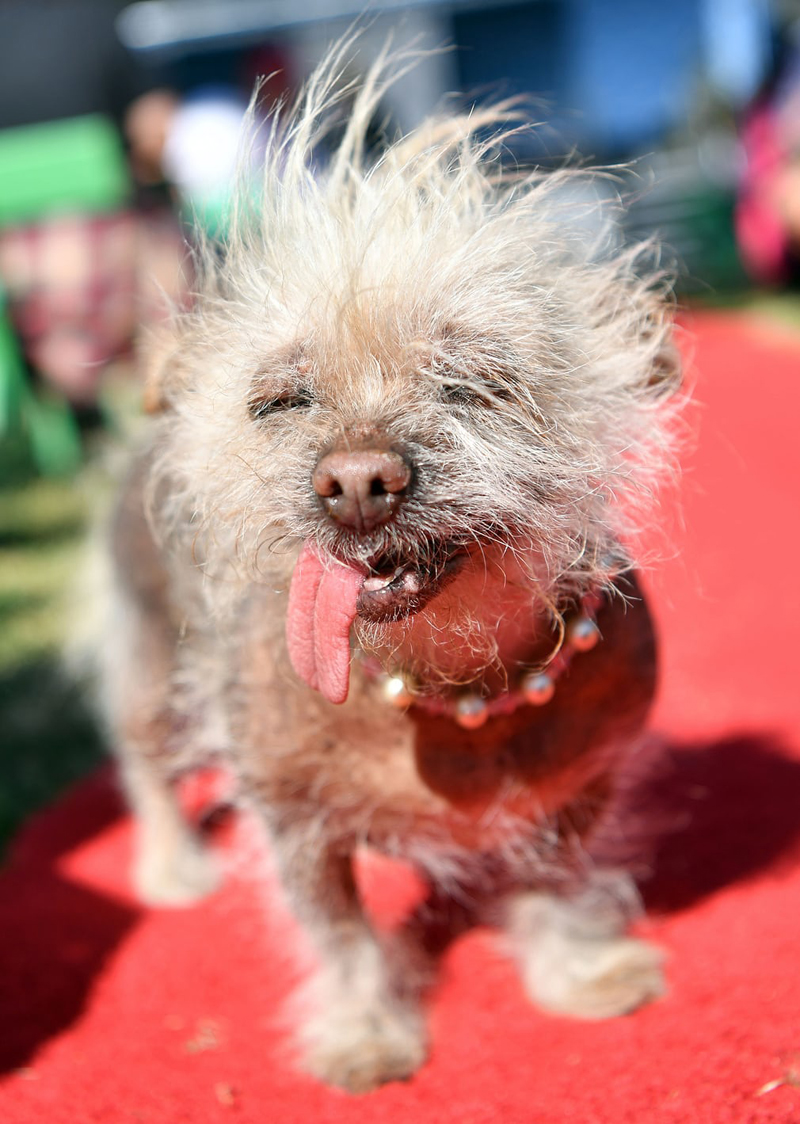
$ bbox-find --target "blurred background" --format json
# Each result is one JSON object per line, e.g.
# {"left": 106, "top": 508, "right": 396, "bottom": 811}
{"left": 1, "top": 0, "right": 799, "bottom": 853}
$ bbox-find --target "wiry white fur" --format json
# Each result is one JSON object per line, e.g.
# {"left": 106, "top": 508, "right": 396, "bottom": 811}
{"left": 108, "top": 42, "right": 679, "bottom": 1091}
{"left": 148, "top": 39, "right": 681, "bottom": 622}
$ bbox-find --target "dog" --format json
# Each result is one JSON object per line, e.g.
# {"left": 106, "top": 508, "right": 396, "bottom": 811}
{"left": 101, "top": 42, "right": 682, "bottom": 1093}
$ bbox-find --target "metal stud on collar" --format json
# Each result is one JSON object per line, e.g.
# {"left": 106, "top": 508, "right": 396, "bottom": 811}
{"left": 566, "top": 614, "right": 601, "bottom": 652}
{"left": 520, "top": 670, "right": 556, "bottom": 706}
{"left": 374, "top": 603, "right": 603, "bottom": 727}
{"left": 454, "top": 693, "right": 490, "bottom": 730}
{"left": 383, "top": 675, "right": 414, "bottom": 708}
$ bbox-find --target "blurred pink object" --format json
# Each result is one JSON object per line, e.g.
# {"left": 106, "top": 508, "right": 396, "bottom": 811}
{"left": 736, "top": 105, "right": 792, "bottom": 284}
{"left": 0, "top": 210, "right": 186, "bottom": 404}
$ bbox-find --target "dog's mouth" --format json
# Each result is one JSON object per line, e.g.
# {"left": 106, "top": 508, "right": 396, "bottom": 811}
{"left": 285, "top": 539, "right": 466, "bottom": 704}
{"left": 356, "top": 544, "right": 466, "bottom": 622}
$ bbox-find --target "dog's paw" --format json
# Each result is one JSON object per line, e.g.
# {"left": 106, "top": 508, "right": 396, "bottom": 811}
{"left": 133, "top": 833, "right": 221, "bottom": 907}
{"left": 523, "top": 932, "right": 665, "bottom": 1020}
{"left": 303, "top": 1008, "right": 427, "bottom": 1094}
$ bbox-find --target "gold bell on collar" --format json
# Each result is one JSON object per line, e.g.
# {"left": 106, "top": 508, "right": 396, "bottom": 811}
{"left": 382, "top": 675, "right": 414, "bottom": 709}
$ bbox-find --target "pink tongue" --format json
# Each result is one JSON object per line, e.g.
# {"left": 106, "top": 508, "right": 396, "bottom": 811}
{"left": 286, "top": 542, "right": 364, "bottom": 704}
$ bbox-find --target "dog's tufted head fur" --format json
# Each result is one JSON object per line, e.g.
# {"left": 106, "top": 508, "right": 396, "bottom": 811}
{"left": 146, "top": 40, "right": 682, "bottom": 686}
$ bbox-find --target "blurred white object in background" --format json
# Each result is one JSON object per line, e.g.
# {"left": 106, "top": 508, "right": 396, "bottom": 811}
{"left": 161, "top": 88, "right": 249, "bottom": 223}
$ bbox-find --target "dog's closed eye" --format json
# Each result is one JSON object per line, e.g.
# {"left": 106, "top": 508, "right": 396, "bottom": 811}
{"left": 250, "top": 343, "right": 315, "bottom": 419}
{"left": 426, "top": 326, "right": 521, "bottom": 409}
{"left": 249, "top": 388, "right": 314, "bottom": 419}
{"left": 438, "top": 376, "right": 517, "bottom": 408}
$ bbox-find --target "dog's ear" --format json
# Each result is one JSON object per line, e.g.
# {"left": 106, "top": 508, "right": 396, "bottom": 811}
{"left": 141, "top": 323, "right": 189, "bottom": 414}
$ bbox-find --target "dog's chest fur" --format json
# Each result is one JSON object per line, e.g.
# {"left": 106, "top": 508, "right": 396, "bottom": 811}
{"left": 200, "top": 568, "right": 656, "bottom": 855}
{"left": 116, "top": 421, "right": 655, "bottom": 864}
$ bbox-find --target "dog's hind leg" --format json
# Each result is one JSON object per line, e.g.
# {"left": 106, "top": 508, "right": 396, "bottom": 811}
{"left": 505, "top": 868, "right": 664, "bottom": 1019}
{"left": 119, "top": 747, "right": 221, "bottom": 908}
{"left": 107, "top": 597, "right": 221, "bottom": 907}
{"left": 103, "top": 464, "right": 220, "bottom": 907}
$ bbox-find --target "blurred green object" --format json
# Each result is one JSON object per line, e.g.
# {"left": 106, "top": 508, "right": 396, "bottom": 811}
{"left": 0, "top": 290, "right": 22, "bottom": 432}
{"left": 0, "top": 476, "right": 103, "bottom": 855}
{"left": 0, "top": 114, "right": 130, "bottom": 476}
{"left": 0, "top": 114, "right": 129, "bottom": 225}
{"left": 183, "top": 189, "right": 229, "bottom": 240}
{"left": 23, "top": 386, "right": 84, "bottom": 478}
{"left": 0, "top": 287, "right": 82, "bottom": 477}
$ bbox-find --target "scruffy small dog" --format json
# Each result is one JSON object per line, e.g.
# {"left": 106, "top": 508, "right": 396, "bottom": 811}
{"left": 103, "top": 44, "right": 681, "bottom": 1093}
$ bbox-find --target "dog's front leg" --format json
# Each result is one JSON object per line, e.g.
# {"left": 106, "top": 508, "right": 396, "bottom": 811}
{"left": 506, "top": 868, "right": 665, "bottom": 1020}
{"left": 267, "top": 823, "right": 428, "bottom": 1093}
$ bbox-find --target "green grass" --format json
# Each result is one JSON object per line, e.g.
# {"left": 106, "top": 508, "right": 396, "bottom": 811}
{"left": 0, "top": 477, "right": 88, "bottom": 668}
{"left": 738, "top": 292, "right": 800, "bottom": 331}
{"left": 690, "top": 289, "right": 800, "bottom": 331}
{"left": 0, "top": 474, "right": 105, "bottom": 856}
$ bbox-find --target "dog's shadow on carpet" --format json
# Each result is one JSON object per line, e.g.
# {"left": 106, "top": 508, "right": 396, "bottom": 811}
{"left": 599, "top": 733, "right": 800, "bottom": 913}
{"left": 1, "top": 733, "right": 799, "bottom": 1075}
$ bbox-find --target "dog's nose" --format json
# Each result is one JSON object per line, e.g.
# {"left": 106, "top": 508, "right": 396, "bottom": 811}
{"left": 312, "top": 448, "right": 411, "bottom": 532}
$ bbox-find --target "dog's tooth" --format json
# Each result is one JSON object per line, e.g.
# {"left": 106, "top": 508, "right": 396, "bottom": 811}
{"left": 363, "top": 574, "right": 393, "bottom": 592}
{"left": 403, "top": 571, "right": 421, "bottom": 593}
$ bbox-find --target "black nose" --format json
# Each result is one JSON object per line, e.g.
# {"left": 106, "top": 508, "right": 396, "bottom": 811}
{"left": 312, "top": 448, "right": 411, "bottom": 533}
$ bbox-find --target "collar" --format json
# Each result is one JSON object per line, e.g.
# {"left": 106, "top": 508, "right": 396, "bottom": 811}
{"left": 362, "top": 590, "right": 605, "bottom": 729}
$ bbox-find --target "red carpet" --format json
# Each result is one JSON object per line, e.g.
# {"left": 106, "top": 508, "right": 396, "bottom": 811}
{"left": 2, "top": 311, "right": 799, "bottom": 1122}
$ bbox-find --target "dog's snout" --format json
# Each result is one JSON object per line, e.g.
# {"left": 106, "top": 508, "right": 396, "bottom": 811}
{"left": 313, "top": 448, "right": 411, "bottom": 532}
